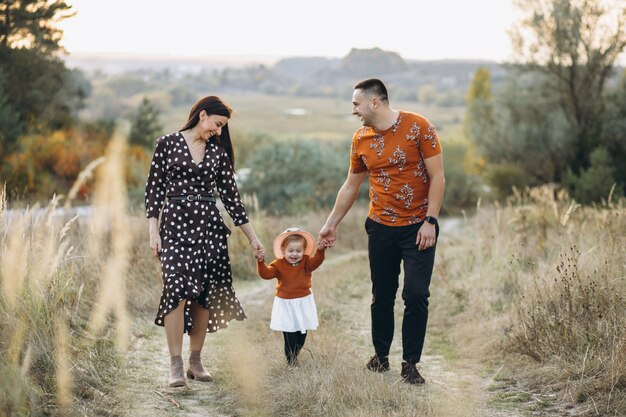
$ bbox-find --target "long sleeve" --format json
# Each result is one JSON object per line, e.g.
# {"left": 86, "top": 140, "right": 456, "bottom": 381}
{"left": 215, "top": 147, "right": 249, "bottom": 226}
{"left": 145, "top": 136, "right": 169, "bottom": 219}
{"left": 305, "top": 249, "right": 326, "bottom": 272}
{"left": 257, "top": 261, "right": 279, "bottom": 280}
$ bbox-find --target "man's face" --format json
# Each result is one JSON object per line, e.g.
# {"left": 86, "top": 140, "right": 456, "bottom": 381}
{"left": 352, "top": 89, "right": 375, "bottom": 127}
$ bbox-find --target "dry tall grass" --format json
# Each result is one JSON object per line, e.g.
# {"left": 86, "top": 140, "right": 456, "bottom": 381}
{"left": 434, "top": 185, "right": 625, "bottom": 415}
{"left": 0, "top": 134, "right": 141, "bottom": 416}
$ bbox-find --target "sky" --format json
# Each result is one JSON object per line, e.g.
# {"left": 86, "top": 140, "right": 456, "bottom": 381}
{"left": 58, "top": 0, "right": 521, "bottom": 63}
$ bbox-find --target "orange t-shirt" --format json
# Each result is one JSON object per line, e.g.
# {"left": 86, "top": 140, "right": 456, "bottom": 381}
{"left": 257, "top": 250, "right": 325, "bottom": 299}
{"left": 349, "top": 111, "right": 442, "bottom": 226}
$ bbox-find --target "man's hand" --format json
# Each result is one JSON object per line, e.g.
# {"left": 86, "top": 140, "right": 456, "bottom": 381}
{"left": 416, "top": 222, "right": 436, "bottom": 251}
{"left": 318, "top": 224, "right": 337, "bottom": 248}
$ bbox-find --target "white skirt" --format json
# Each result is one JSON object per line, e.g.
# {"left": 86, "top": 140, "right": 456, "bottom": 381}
{"left": 270, "top": 293, "right": 318, "bottom": 333}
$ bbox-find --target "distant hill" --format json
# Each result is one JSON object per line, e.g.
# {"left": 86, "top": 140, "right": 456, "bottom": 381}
{"left": 268, "top": 49, "right": 506, "bottom": 101}
{"left": 63, "top": 48, "right": 508, "bottom": 104}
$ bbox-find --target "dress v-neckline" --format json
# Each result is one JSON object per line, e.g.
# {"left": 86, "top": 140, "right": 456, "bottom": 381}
{"left": 180, "top": 133, "right": 206, "bottom": 166}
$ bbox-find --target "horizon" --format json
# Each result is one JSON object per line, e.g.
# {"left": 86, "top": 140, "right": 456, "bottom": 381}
{"left": 62, "top": 49, "right": 508, "bottom": 66}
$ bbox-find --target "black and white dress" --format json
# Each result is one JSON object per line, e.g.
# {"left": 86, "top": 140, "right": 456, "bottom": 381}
{"left": 145, "top": 132, "right": 248, "bottom": 333}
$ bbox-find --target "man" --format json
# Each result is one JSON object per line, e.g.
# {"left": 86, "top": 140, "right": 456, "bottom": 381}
{"left": 319, "top": 78, "right": 445, "bottom": 384}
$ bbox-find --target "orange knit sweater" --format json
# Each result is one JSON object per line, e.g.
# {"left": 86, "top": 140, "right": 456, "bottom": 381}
{"left": 257, "top": 249, "right": 325, "bottom": 299}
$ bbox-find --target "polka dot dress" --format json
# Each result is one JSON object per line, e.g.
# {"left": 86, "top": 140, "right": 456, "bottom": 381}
{"left": 145, "top": 132, "right": 248, "bottom": 333}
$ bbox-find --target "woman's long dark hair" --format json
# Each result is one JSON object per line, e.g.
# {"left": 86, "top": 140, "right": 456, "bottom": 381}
{"left": 180, "top": 96, "right": 236, "bottom": 170}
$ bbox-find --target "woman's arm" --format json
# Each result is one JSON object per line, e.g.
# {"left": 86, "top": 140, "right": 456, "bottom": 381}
{"left": 148, "top": 217, "right": 161, "bottom": 258}
{"left": 239, "top": 222, "right": 265, "bottom": 261}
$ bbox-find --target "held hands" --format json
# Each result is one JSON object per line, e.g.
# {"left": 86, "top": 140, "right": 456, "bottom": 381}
{"left": 249, "top": 237, "right": 265, "bottom": 262}
{"left": 416, "top": 222, "right": 437, "bottom": 251}
{"left": 318, "top": 224, "right": 337, "bottom": 248}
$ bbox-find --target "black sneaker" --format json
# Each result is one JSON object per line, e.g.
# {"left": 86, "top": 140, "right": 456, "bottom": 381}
{"left": 401, "top": 361, "right": 425, "bottom": 384}
{"left": 366, "top": 355, "right": 390, "bottom": 372}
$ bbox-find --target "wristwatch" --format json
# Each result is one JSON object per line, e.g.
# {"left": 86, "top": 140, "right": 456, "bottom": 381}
{"left": 424, "top": 216, "right": 438, "bottom": 226}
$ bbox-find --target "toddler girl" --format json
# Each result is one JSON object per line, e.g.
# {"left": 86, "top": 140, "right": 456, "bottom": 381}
{"left": 257, "top": 227, "right": 326, "bottom": 366}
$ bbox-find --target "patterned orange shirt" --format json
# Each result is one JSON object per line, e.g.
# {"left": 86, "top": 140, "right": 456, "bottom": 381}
{"left": 349, "top": 111, "right": 442, "bottom": 226}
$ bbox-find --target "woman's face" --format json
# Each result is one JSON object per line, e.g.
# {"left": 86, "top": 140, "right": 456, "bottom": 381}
{"left": 282, "top": 240, "right": 305, "bottom": 264}
{"left": 198, "top": 111, "right": 229, "bottom": 140}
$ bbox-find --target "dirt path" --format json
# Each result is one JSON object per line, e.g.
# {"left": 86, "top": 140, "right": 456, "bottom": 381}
{"left": 111, "top": 251, "right": 529, "bottom": 417}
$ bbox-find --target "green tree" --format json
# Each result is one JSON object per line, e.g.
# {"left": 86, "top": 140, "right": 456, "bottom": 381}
{"left": 0, "top": 0, "right": 73, "bottom": 54}
{"left": 468, "top": 1, "right": 626, "bottom": 199}
{"left": 129, "top": 97, "right": 164, "bottom": 148}
{"left": 601, "top": 69, "right": 626, "bottom": 193}
{"left": 510, "top": 0, "right": 626, "bottom": 170}
{"left": 0, "top": 47, "right": 88, "bottom": 134}
{"left": 0, "top": 0, "right": 87, "bottom": 159}
{"left": 0, "top": 68, "right": 21, "bottom": 156}
{"left": 485, "top": 68, "right": 577, "bottom": 183}
{"left": 464, "top": 67, "right": 494, "bottom": 145}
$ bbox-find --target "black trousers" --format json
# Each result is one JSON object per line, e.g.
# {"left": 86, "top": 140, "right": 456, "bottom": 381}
{"left": 365, "top": 217, "right": 438, "bottom": 364}
{"left": 283, "top": 331, "right": 307, "bottom": 362}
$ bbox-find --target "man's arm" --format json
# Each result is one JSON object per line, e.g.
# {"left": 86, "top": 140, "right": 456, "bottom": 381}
{"left": 319, "top": 171, "right": 368, "bottom": 247}
{"left": 417, "top": 154, "right": 445, "bottom": 250}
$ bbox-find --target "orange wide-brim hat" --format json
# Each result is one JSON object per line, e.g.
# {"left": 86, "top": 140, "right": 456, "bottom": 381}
{"left": 272, "top": 227, "right": 316, "bottom": 259}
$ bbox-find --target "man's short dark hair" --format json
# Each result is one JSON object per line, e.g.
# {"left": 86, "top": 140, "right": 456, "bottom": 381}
{"left": 354, "top": 78, "right": 389, "bottom": 102}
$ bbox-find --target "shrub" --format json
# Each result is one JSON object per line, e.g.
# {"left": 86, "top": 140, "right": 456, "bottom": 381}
{"left": 563, "top": 147, "right": 624, "bottom": 204}
{"left": 241, "top": 138, "right": 350, "bottom": 215}
{"left": 441, "top": 141, "right": 481, "bottom": 211}
{"left": 483, "top": 163, "right": 530, "bottom": 200}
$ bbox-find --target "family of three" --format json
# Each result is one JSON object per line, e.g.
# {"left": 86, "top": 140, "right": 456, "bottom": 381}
{"left": 144, "top": 78, "right": 445, "bottom": 388}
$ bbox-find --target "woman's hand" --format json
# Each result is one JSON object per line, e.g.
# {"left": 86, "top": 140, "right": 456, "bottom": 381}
{"left": 148, "top": 218, "right": 161, "bottom": 259}
{"left": 149, "top": 232, "right": 162, "bottom": 258}
{"left": 249, "top": 237, "right": 265, "bottom": 262}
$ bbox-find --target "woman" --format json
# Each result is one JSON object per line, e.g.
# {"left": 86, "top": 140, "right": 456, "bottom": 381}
{"left": 145, "top": 96, "right": 264, "bottom": 387}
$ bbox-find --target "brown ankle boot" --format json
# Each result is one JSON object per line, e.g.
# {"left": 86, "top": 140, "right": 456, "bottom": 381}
{"left": 169, "top": 355, "right": 186, "bottom": 387}
{"left": 187, "top": 350, "right": 212, "bottom": 382}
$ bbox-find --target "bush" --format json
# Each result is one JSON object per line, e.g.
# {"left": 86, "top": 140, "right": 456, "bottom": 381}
{"left": 441, "top": 141, "right": 481, "bottom": 210}
{"left": 3, "top": 125, "right": 111, "bottom": 200}
{"left": 563, "top": 147, "right": 624, "bottom": 204}
{"left": 483, "top": 163, "right": 530, "bottom": 200}
{"left": 241, "top": 138, "right": 349, "bottom": 215}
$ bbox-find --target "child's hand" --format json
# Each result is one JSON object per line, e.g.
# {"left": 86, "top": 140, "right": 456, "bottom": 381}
{"left": 317, "top": 240, "right": 328, "bottom": 251}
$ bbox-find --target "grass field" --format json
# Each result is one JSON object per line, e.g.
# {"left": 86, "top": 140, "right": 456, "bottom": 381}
{"left": 161, "top": 94, "right": 465, "bottom": 142}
